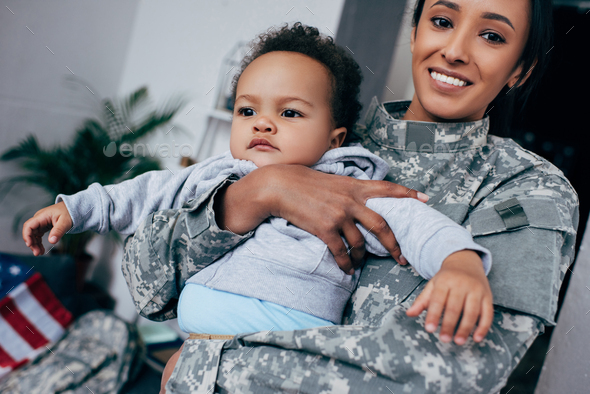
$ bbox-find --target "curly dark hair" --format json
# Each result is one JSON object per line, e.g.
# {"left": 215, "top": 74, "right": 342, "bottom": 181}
{"left": 231, "top": 23, "right": 363, "bottom": 138}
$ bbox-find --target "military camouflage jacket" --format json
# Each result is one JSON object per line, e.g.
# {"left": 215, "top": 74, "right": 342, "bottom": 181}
{"left": 355, "top": 98, "right": 579, "bottom": 326}
{"left": 122, "top": 99, "right": 578, "bottom": 393}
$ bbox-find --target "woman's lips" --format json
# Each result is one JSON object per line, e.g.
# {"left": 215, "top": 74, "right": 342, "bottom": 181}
{"left": 429, "top": 67, "right": 473, "bottom": 85}
{"left": 428, "top": 68, "right": 472, "bottom": 92}
{"left": 248, "top": 138, "right": 278, "bottom": 150}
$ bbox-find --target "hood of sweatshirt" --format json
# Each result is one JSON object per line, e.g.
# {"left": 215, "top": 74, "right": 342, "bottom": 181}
{"left": 228, "top": 143, "right": 390, "bottom": 182}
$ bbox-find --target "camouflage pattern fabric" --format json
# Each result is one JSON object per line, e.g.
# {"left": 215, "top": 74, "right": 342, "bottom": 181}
{"left": 358, "top": 99, "right": 579, "bottom": 326}
{"left": 122, "top": 175, "right": 253, "bottom": 322}
{"left": 168, "top": 269, "right": 544, "bottom": 394}
{"left": 121, "top": 99, "right": 578, "bottom": 393}
{"left": 0, "top": 310, "right": 144, "bottom": 393}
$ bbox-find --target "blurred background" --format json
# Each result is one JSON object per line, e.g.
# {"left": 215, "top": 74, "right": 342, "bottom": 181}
{"left": 0, "top": 1, "right": 587, "bottom": 392}
{"left": 0, "top": 0, "right": 418, "bottom": 321}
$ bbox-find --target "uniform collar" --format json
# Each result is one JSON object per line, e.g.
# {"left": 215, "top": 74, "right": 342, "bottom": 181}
{"left": 362, "top": 97, "right": 489, "bottom": 152}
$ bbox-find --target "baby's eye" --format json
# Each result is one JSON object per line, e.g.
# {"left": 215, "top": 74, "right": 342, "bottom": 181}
{"left": 432, "top": 17, "right": 452, "bottom": 29}
{"left": 238, "top": 108, "right": 256, "bottom": 117}
{"left": 282, "top": 109, "right": 302, "bottom": 118}
{"left": 481, "top": 32, "right": 505, "bottom": 44}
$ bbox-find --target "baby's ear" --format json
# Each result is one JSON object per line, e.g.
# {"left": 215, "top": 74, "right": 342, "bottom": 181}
{"left": 329, "top": 127, "right": 347, "bottom": 149}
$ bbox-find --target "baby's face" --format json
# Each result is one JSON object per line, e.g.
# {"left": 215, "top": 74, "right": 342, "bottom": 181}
{"left": 229, "top": 51, "right": 346, "bottom": 168}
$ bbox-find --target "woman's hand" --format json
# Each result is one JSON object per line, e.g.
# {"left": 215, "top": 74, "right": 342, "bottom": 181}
{"left": 214, "top": 164, "right": 429, "bottom": 275}
{"left": 405, "top": 250, "right": 494, "bottom": 345}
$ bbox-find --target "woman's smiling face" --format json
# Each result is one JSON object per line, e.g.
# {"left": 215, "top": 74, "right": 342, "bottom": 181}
{"left": 406, "top": 0, "right": 532, "bottom": 122}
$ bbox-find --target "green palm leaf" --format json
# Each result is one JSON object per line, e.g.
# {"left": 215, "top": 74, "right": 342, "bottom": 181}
{"left": 0, "top": 85, "right": 187, "bottom": 256}
{"left": 119, "top": 86, "right": 150, "bottom": 123}
{"left": 120, "top": 94, "right": 187, "bottom": 143}
{"left": 1, "top": 135, "right": 42, "bottom": 160}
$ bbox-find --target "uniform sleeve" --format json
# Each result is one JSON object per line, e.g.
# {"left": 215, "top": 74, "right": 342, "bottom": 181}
{"left": 121, "top": 176, "right": 254, "bottom": 321}
{"left": 362, "top": 197, "right": 491, "bottom": 279}
{"left": 464, "top": 172, "right": 579, "bottom": 326}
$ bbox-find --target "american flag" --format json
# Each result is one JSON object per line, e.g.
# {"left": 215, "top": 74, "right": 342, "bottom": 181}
{"left": 0, "top": 253, "right": 73, "bottom": 379}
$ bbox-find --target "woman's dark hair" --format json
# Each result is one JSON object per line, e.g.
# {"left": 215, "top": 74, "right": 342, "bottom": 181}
{"left": 411, "top": 0, "right": 554, "bottom": 136}
{"left": 231, "top": 23, "right": 363, "bottom": 140}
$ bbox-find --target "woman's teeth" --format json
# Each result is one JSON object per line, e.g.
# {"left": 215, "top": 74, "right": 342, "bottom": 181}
{"left": 430, "top": 71, "right": 467, "bottom": 87}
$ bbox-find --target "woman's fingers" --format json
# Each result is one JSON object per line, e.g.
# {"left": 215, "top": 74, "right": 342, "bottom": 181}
{"left": 255, "top": 165, "right": 427, "bottom": 273}
{"left": 339, "top": 222, "right": 367, "bottom": 273}
{"left": 354, "top": 180, "right": 425, "bottom": 261}
{"left": 356, "top": 178, "right": 429, "bottom": 205}
{"left": 352, "top": 205, "right": 402, "bottom": 263}
{"left": 317, "top": 235, "right": 354, "bottom": 274}
{"left": 318, "top": 206, "right": 399, "bottom": 274}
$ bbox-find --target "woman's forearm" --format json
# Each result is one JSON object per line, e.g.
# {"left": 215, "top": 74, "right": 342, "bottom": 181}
{"left": 213, "top": 169, "right": 273, "bottom": 235}
{"left": 211, "top": 164, "right": 426, "bottom": 273}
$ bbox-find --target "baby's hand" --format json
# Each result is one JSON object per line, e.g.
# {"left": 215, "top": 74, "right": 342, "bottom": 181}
{"left": 405, "top": 250, "right": 493, "bottom": 345}
{"left": 22, "top": 201, "right": 73, "bottom": 256}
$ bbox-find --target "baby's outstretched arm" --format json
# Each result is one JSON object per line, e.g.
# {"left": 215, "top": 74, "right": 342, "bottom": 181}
{"left": 405, "top": 250, "right": 494, "bottom": 345}
{"left": 22, "top": 201, "right": 72, "bottom": 256}
{"left": 21, "top": 153, "right": 237, "bottom": 256}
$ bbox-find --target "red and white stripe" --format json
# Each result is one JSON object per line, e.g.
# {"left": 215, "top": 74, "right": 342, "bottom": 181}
{"left": 0, "top": 273, "right": 72, "bottom": 379}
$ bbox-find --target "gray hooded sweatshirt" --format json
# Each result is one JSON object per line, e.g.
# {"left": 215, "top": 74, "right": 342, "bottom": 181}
{"left": 57, "top": 143, "right": 490, "bottom": 323}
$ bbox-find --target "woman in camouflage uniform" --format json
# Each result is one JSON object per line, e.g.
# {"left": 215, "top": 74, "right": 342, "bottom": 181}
{"left": 123, "top": 0, "right": 578, "bottom": 392}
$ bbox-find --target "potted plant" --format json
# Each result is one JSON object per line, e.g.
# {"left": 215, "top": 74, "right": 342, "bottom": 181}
{"left": 0, "top": 84, "right": 186, "bottom": 286}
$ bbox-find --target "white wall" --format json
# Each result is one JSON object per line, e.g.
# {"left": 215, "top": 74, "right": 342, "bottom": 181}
{"left": 0, "top": 0, "right": 140, "bottom": 255}
{"left": 0, "top": 0, "right": 345, "bottom": 322}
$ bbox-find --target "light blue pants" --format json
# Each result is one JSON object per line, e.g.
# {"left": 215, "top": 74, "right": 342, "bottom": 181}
{"left": 177, "top": 283, "right": 335, "bottom": 335}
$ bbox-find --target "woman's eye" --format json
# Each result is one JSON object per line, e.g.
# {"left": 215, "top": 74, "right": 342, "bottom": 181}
{"left": 432, "top": 17, "right": 452, "bottom": 29}
{"left": 239, "top": 108, "right": 255, "bottom": 116}
{"left": 481, "top": 32, "right": 505, "bottom": 44}
{"left": 282, "top": 109, "right": 301, "bottom": 118}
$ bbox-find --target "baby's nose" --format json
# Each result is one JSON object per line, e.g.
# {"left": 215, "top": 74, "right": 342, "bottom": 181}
{"left": 253, "top": 116, "right": 276, "bottom": 133}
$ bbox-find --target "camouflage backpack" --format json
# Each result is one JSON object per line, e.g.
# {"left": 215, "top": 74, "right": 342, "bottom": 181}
{"left": 0, "top": 310, "right": 144, "bottom": 394}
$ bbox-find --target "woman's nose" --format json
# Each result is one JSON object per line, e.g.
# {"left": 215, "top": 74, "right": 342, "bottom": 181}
{"left": 252, "top": 116, "right": 276, "bottom": 134}
{"left": 441, "top": 31, "right": 470, "bottom": 64}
